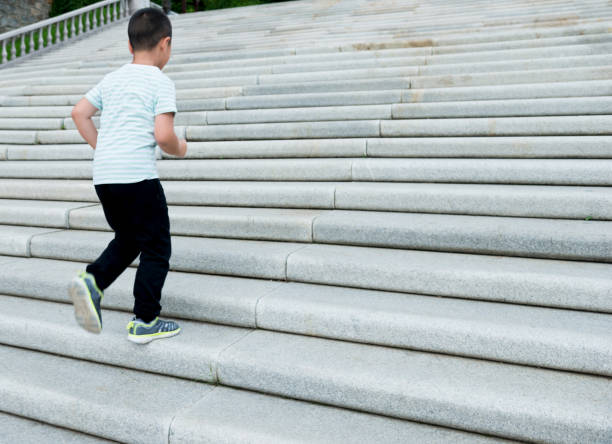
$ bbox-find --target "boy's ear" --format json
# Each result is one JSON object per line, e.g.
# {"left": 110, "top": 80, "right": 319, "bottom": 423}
{"left": 128, "top": 41, "right": 134, "bottom": 55}
{"left": 160, "top": 36, "right": 171, "bottom": 50}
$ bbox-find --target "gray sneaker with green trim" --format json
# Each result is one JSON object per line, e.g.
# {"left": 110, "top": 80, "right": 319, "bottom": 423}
{"left": 69, "top": 271, "right": 104, "bottom": 334}
{"left": 126, "top": 316, "right": 181, "bottom": 344}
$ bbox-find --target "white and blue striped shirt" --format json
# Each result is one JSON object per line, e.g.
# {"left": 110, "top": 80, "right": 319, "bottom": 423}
{"left": 84, "top": 63, "right": 177, "bottom": 185}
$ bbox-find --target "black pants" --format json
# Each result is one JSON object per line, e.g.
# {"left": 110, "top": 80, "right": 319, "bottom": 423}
{"left": 86, "top": 178, "right": 171, "bottom": 323}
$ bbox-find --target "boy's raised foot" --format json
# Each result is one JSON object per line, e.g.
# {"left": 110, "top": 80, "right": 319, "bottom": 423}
{"left": 69, "top": 271, "right": 103, "bottom": 334}
{"left": 126, "top": 316, "right": 181, "bottom": 344}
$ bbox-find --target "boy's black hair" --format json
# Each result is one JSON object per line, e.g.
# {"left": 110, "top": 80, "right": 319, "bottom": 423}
{"left": 128, "top": 7, "right": 172, "bottom": 51}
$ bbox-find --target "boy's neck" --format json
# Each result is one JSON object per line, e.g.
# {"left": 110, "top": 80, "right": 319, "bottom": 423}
{"left": 131, "top": 53, "right": 163, "bottom": 70}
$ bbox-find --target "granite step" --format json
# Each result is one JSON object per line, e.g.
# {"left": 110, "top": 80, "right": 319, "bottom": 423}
{"left": 195, "top": 116, "right": 612, "bottom": 140}
{"left": 69, "top": 203, "right": 321, "bottom": 242}
{"left": 2, "top": 135, "right": 612, "bottom": 161}
{"left": 67, "top": 97, "right": 612, "bottom": 128}
{"left": 425, "top": 41, "right": 612, "bottom": 65}
{"left": 391, "top": 96, "right": 612, "bottom": 119}
{"left": 430, "top": 32, "right": 612, "bottom": 55}
{"left": 227, "top": 80, "right": 612, "bottom": 109}
{"left": 2, "top": 63, "right": 611, "bottom": 101}
{"left": 0, "top": 179, "right": 610, "bottom": 220}
{"left": 7, "top": 28, "right": 609, "bottom": 78}
{"left": 363, "top": 136, "right": 612, "bottom": 158}
{"left": 13, "top": 44, "right": 609, "bottom": 87}
{"left": 411, "top": 65, "right": 612, "bottom": 90}
{"left": 3, "top": 40, "right": 611, "bottom": 90}
{"left": 3, "top": 96, "right": 612, "bottom": 130}
{"left": 0, "top": 411, "right": 113, "bottom": 444}
{"left": 0, "top": 158, "right": 612, "bottom": 185}
{"left": 0, "top": 199, "right": 602, "bottom": 260}
{"left": 214, "top": 328, "right": 612, "bottom": 444}
{"left": 0, "top": 344, "right": 210, "bottom": 444}
{"left": 3, "top": 16, "right": 608, "bottom": 75}
{"left": 0, "top": 260, "right": 609, "bottom": 375}
{"left": 418, "top": 54, "right": 611, "bottom": 76}
{"left": 3, "top": 226, "right": 608, "bottom": 312}
{"left": 4, "top": 78, "right": 612, "bottom": 112}
{"left": 27, "top": 227, "right": 305, "bottom": 280}
{"left": 0, "top": 294, "right": 252, "bottom": 383}
{"left": 310, "top": 210, "right": 612, "bottom": 261}
{"left": 414, "top": 21, "right": 611, "bottom": 46}
{"left": 285, "top": 242, "right": 612, "bottom": 313}
{"left": 0, "top": 344, "right": 512, "bottom": 444}
{"left": 245, "top": 66, "right": 612, "bottom": 96}
{"left": 380, "top": 115, "right": 612, "bottom": 137}
{"left": 266, "top": 47, "right": 611, "bottom": 77}
{"left": 1, "top": 139, "right": 367, "bottom": 160}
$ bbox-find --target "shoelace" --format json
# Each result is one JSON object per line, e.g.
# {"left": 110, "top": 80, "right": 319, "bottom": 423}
{"left": 126, "top": 317, "right": 158, "bottom": 332}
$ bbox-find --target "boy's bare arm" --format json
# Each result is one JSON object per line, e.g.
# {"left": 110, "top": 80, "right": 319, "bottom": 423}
{"left": 155, "top": 112, "right": 187, "bottom": 157}
{"left": 71, "top": 98, "right": 99, "bottom": 149}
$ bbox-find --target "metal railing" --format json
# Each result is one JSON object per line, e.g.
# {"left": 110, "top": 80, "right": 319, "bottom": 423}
{"left": 0, "top": 0, "right": 129, "bottom": 67}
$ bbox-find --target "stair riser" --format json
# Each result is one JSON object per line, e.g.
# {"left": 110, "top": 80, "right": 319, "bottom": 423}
{"left": 0, "top": 203, "right": 605, "bottom": 261}
{"left": 216, "top": 330, "right": 612, "bottom": 444}
{"left": 1, "top": 158, "right": 612, "bottom": 186}
{"left": 0, "top": 345, "right": 513, "bottom": 444}
{"left": 2, "top": 135, "right": 612, "bottom": 160}
{"left": 6, "top": 24, "right": 609, "bottom": 78}
{"left": 2, "top": 229, "right": 607, "bottom": 312}
{"left": 0, "top": 180, "right": 610, "bottom": 219}
{"left": 1, "top": 256, "right": 610, "bottom": 376}
{"left": 286, "top": 244, "right": 612, "bottom": 312}
{"left": 3, "top": 42, "right": 609, "bottom": 89}
{"left": 2, "top": 94, "right": 612, "bottom": 126}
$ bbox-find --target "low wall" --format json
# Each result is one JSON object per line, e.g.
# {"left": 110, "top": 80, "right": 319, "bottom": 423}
{"left": 0, "top": 0, "right": 52, "bottom": 34}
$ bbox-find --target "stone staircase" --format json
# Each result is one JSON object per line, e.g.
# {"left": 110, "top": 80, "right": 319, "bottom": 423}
{"left": 0, "top": 0, "right": 611, "bottom": 442}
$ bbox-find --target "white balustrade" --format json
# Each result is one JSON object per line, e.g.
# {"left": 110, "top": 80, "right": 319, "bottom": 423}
{"left": 0, "top": 0, "right": 129, "bottom": 66}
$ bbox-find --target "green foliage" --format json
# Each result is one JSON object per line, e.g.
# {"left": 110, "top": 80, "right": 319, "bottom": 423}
{"left": 203, "top": 0, "right": 265, "bottom": 9}
{"left": 51, "top": 0, "right": 292, "bottom": 16}
{"left": 150, "top": 0, "right": 291, "bottom": 13}
{"left": 50, "top": 0, "right": 104, "bottom": 17}
{"left": 209, "top": 0, "right": 291, "bottom": 9}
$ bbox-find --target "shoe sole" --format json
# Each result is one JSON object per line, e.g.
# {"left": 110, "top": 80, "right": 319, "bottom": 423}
{"left": 127, "top": 328, "right": 181, "bottom": 344}
{"left": 69, "top": 277, "right": 102, "bottom": 334}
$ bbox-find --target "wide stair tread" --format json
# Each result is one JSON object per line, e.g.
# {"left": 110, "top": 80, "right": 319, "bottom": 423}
{"left": 0, "top": 344, "right": 518, "bottom": 444}
{"left": 0, "top": 257, "right": 610, "bottom": 375}
{"left": 1, "top": 301, "right": 609, "bottom": 443}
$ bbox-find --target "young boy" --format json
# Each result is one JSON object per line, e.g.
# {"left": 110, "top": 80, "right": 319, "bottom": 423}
{"left": 69, "top": 7, "right": 187, "bottom": 344}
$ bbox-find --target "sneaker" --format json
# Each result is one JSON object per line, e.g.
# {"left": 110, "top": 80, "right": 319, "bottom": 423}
{"left": 69, "top": 271, "right": 103, "bottom": 334}
{"left": 126, "top": 316, "right": 181, "bottom": 344}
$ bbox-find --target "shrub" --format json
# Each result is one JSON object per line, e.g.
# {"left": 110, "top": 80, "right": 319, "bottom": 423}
{"left": 50, "top": 0, "right": 292, "bottom": 16}
{"left": 50, "top": 0, "right": 103, "bottom": 17}
{"left": 151, "top": 0, "right": 292, "bottom": 13}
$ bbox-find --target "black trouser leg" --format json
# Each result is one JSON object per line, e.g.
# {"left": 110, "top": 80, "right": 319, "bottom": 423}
{"left": 85, "top": 179, "right": 171, "bottom": 323}
{"left": 86, "top": 234, "right": 140, "bottom": 291}
{"left": 132, "top": 189, "right": 171, "bottom": 323}
{"left": 86, "top": 183, "right": 140, "bottom": 290}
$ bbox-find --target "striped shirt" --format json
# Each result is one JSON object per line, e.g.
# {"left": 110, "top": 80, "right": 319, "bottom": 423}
{"left": 84, "top": 63, "right": 177, "bottom": 185}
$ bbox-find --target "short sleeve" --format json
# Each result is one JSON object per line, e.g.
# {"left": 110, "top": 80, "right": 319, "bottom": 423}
{"left": 85, "top": 79, "right": 103, "bottom": 110}
{"left": 154, "top": 76, "right": 177, "bottom": 115}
